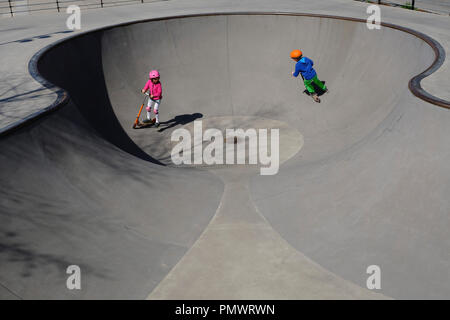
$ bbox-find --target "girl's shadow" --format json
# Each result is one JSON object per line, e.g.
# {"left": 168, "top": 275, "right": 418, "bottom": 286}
{"left": 157, "top": 113, "right": 203, "bottom": 132}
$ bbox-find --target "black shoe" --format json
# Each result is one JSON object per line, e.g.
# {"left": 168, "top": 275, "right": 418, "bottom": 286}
{"left": 143, "top": 119, "right": 151, "bottom": 124}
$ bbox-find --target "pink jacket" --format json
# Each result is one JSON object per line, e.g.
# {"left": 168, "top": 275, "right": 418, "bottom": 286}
{"left": 142, "top": 81, "right": 162, "bottom": 100}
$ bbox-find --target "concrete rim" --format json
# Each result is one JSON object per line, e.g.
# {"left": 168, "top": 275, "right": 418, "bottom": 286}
{"left": 6, "top": 11, "right": 445, "bottom": 141}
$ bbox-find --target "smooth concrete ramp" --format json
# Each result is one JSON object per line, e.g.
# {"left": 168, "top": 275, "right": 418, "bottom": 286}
{"left": 1, "top": 13, "right": 450, "bottom": 299}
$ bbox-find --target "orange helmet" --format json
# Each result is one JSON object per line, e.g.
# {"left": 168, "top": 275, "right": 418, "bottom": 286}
{"left": 290, "top": 49, "right": 302, "bottom": 59}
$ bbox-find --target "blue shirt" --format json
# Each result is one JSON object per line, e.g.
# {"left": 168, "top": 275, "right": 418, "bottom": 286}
{"left": 293, "top": 56, "right": 316, "bottom": 80}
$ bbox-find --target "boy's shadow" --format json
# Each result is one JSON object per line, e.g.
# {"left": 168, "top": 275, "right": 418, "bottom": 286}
{"left": 303, "top": 80, "right": 327, "bottom": 97}
{"left": 157, "top": 113, "right": 203, "bottom": 132}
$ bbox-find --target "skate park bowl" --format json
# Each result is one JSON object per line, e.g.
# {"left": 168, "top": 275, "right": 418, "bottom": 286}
{"left": 1, "top": 13, "right": 450, "bottom": 299}
{"left": 37, "top": 13, "right": 438, "bottom": 167}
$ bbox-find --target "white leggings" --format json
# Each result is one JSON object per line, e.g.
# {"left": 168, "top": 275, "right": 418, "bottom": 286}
{"left": 146, "top": 99, "right": 161, "bottom": 122}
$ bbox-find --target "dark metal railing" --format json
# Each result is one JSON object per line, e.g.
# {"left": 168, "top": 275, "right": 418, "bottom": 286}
{"left": 356, "top": 1, "right": 417, "bottom": 11}
{"left": 1, "top": 0, "right": 156, "bottom": 17}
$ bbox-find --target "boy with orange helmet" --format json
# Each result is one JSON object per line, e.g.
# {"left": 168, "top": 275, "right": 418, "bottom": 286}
{"left": 291, "top": 50, "right": 327, "bottom": 103}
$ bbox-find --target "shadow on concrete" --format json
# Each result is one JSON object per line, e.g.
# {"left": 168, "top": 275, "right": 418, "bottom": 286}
{"left": 157, "top": 113, "right": 203, "bottom": 132}
{"left": 0, "top": 30, "right": 74, "bottom": 46}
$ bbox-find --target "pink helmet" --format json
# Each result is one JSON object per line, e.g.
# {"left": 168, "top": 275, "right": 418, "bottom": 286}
{"left": 149, "top": 70, "right": 160, "bottom": 79}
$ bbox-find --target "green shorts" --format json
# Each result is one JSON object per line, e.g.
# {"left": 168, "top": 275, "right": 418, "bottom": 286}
{"left": 304, "top": 75, "right": 326, "bottom": 94}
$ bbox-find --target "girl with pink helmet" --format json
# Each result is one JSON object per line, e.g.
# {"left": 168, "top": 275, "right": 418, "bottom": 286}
{"left": 141, "top": 70, "right": 162, "bottom": 127}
